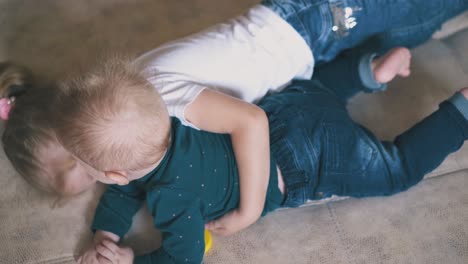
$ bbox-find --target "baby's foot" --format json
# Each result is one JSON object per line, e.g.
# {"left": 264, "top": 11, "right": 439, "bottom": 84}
{"left": 372, "top": 47, "right": 411, "bottom": 84}
{"left": 460, "top": 87, "right": 468, "bottom": 99}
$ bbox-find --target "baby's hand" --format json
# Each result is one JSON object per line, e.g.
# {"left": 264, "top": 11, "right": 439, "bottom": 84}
{"left": 76, "top": 246, "right": 101, "bottom": 264}
{"left": 77, "top": 230, "right": 123, "bottom": 264}
{"left": 94, "top": 240, "right": 134, "bottom": 264}
{"left": 205, "top": 209, "right": 257, "bottom": 236}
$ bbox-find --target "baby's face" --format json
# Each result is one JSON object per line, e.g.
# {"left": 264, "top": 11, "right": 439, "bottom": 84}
{"left": 39, "top": 142, "right": 97, "bottom": 195}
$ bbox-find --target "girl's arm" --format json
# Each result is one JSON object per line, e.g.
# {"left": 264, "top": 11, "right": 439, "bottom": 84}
{"left": 185, "top": 89, "right": 270, "bottom": 236}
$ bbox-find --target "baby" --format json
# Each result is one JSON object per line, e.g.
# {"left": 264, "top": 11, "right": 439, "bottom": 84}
{"left": 50, "top": 47, "right": 467, "bottom": 264}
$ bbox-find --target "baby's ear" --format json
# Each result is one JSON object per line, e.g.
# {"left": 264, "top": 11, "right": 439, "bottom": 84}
{"left": 104, "top": 171, "right": 129, "bottom": 185}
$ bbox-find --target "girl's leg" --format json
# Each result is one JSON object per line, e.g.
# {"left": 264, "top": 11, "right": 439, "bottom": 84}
{"left": 367, "top": 0, "right": 468, "bottom": 53}
{"left": 262, "top": 0, "right": 468, "bottom": 62}
{"left": 316, "top": 92, "right": 468, "bottom": 199}
{"left": 322, "top": 0, "right": 468, "bottom": 58}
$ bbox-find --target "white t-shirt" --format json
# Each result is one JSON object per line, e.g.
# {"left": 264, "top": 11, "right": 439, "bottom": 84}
{"left": 133, "top": 4, "right": 314, "bottom": 128}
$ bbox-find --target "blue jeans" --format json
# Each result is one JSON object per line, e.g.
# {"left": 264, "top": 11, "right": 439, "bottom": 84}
{"left": 262, "top": 0, "right": 468, "bottom": 62}
{"left": 258, "top": 54, "right": 468, "bottom": 207}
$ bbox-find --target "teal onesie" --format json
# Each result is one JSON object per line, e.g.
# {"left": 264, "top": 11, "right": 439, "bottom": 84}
{"left": 92, "top": 118, "right": 284, "bottom": 264}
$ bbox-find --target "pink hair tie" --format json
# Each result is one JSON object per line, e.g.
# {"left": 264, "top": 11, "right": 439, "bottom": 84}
{"left": 0, "top": 97, "right": 14, "bottom": 120}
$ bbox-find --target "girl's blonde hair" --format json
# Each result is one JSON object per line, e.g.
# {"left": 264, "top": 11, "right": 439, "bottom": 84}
{"left": 52, "top": 58, "right": 170, "bottom": 172}
{"left": 1, "top": 62, "right": 58, "bottom": 193}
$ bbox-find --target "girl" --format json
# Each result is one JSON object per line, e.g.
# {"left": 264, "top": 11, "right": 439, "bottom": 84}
{"left": 0, "top": 63, "right": 97, "bottom": 196}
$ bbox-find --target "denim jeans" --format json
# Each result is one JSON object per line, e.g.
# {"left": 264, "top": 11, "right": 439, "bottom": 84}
{"left": 262, "top": 0, "right": 468, "bottom": 62}
{"left": 258, "top": 55, "right": 468, "bottom": 208}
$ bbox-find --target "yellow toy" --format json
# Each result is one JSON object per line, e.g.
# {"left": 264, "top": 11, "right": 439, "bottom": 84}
{"left": 204, "top": 230, "right": 213, "bottom": 254}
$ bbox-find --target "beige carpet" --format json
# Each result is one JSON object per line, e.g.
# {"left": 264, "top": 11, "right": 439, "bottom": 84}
{"left": 0, "top": 1, "right": 467, "bottom": 263}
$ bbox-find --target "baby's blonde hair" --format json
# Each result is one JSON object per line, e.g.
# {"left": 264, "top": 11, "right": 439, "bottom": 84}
{"left": 53, "top": 58, "right": 170, "bottom": 172}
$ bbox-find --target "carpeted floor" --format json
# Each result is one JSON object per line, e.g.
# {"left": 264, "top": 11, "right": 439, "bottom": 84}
{"left": 1, "top": 1, "right": 467, "bottom": 263}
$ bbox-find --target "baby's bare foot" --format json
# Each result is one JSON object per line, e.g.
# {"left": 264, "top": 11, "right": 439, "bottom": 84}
{"left": 460, "top": 87, "right": 468, "bottom": 99}
{"left": 372, "top": 47, "right": 411, "bottom": 84}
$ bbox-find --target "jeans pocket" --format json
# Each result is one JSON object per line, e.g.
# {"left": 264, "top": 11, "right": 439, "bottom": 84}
{"left": 273, "top": 135, "right": 313, "bottom": 208}
{"left": 271, "top": 107, "right": 323, "bottom": 207}
{"left": 323, "top": 120, "right": 376, "bottom": 175}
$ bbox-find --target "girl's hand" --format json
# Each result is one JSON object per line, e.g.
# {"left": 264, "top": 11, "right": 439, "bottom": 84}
{"left": 205, "top": 209, "right": 257, "bottom": 236}
{"left": 188, "top": 89, "right": 270, "bottom": 238}
{"left": 94, "top": 240, "right": 134, "bottom": 264}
